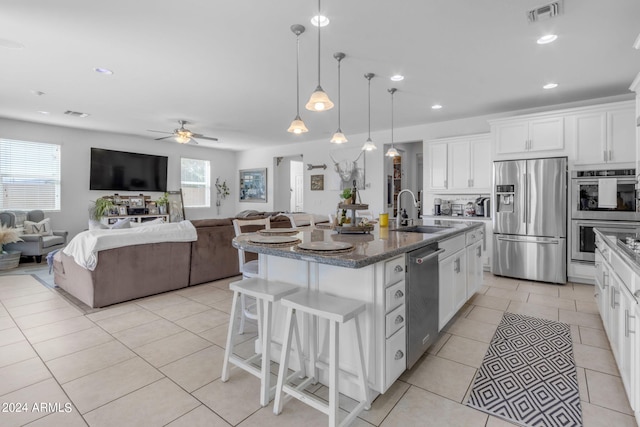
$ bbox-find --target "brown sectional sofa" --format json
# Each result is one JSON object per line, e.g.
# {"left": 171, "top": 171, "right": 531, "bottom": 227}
{"left": 53, "top": 214, "right": 293, "bottom": 308}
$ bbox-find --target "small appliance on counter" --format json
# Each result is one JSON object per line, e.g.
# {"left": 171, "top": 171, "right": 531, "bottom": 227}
{"left": 475, "top": 197, "right": 490, "bottom": 217}
{"left": 433, "top": 198, "right": 441, "bottom": 216}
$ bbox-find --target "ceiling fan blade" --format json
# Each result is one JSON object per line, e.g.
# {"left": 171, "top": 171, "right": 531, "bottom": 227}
{"left": 194, "top": 135, "right": 219, "bottom": 141}
{"left": 188, "top": 138, "right": 199, "bottom": 145}
{"left": 147, "top": 129, "right": 173, "bottom": 134}
{"left": 154, "top": 136, "right": 173, "bottom": 141}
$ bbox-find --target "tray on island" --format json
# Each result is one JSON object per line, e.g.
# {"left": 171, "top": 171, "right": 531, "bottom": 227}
{"left": 334, "top": 224, "right": 374, "bottom": 234}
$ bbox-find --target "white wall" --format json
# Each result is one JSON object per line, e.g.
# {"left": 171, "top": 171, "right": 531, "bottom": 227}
{"left": 0, "top": 118, "right": 237, "bottom": 238}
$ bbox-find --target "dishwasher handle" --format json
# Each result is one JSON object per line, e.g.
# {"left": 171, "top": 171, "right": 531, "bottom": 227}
{"left": 415, "top": 248, "right": 445, "bottom": 264}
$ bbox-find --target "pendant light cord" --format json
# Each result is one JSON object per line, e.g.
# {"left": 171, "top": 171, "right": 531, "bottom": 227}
{"left": 391, "top": 90, "right": 394, "bottom": 148}
{"left": 317, "top": 0, "right": 321, "bottom": 87}
{"left": 296, "top": 34, "right": 301, "bottom": 116}
{"left": 367, "top": 77, "right": 371, "bottom": 139}
{"left": 337, "top": 58, "right": 341, "bottom": 128}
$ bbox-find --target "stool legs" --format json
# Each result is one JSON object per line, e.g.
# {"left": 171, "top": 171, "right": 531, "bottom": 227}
{"left": 273, "top": 307, "right": 306, "bottom": 415}
{"left": 221, "top": 291, "right": 239, "bottom": 383}
{"left": 328, "top": 320, "right": 339, "bottom": 427}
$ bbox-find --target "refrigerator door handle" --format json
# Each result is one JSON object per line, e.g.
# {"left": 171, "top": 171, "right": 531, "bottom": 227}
{"left": 523, "top": 173, "right": 528, "bottom": 225}
{"left": 497, "top": 237, "right": 560, "bottom": 245}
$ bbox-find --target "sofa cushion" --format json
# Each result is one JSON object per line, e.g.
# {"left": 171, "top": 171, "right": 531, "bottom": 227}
{"left": 190, "top": 218, "right": 233, "bottom": 227}
{"left": 23, "top": 218, "right": 53, "bottom": 236}
{"left": 42, "top": 235, "right": 65, "bottom": 248}
{"left": 236, "top": 210, "right": 261, "bottom": 218}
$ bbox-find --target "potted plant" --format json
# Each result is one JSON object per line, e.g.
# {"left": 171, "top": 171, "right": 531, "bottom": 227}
{"left": 215, "top": 177, "right": 230, "bottom": 214}
{"left": 0, "top": 225, "right": 23, "bottom": 270}
{"left": 340, "top": 188, "right": 352, "bottom": 204}
{"left": 156, "top": 192, "right": 169, "bottom": 215}
{"left": 89, "top": 197, "right": 115, "bottom": 221}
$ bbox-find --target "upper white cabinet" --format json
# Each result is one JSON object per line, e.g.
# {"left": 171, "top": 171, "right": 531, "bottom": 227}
{"left": 427, "top": 134, "right": 492, "bottom": 193}
{"left": 573, "top": 103, "right": 635, "bottom": 166}
{"left": 493, "top": 116, "right": 564, "bottom": 156}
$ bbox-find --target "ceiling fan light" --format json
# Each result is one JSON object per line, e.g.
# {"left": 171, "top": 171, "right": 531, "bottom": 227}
{"left": 175, "top": 135, "right": 190, "bottom": 144}
{"left": 287, "top": 115, "right": 309, "bottom": 134}
{"left": 306, "top": 87, "right": 334, "bottom": 111}
{"left": 330, "top": 129, "right": 347, "bottom": 144}
{"left": 362, "top": 138, "right": 377, "bottom": 151}
{"left": 385, "top": 146, "right": 400, "bottom": 157}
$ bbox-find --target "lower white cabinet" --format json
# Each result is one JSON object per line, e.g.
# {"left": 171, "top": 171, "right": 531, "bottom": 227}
{"left": 438, "top": 234, "right": 467, "bottom": 331}
{"left": 382, "top": 255, "right": 407, "bottom": 391}
{"left": 466, "top": 240, "right": 483, "bottom": 298}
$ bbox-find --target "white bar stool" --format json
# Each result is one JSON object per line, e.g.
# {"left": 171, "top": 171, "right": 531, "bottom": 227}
{"left": 273, "top": 289, "right": 370, "bottom": 427}
{"left": 221, "top": 277, "right": 301, "bottom": 407}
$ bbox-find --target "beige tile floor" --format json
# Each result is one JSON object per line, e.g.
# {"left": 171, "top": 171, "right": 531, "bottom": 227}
{"left": 0, "top": 265, "right": 637, "bottom": 427}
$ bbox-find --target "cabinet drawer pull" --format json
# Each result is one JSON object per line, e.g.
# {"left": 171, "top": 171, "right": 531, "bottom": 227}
{"left": 395, "top": 315, "right": 404, "bottom": 325}
{"left": 394, "top": 290, "right": 404, "bottom": 299}
{"left": 394, "top": 350, "right": 404, "bottom": 360}
{"left": 394, "top": 265, "right": 403, "bottom": 273}
{"left": 625, "top": 309, "right": 636, "bottom": 337}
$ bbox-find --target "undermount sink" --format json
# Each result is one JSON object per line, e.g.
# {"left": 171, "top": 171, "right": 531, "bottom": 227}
{"left": 391, "top": 225, "right": 452, "bottom": 234}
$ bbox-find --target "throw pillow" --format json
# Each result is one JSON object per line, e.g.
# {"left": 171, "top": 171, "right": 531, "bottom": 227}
{"left": 130, "top": 218, "right": 165, "bottom": 227}
{"left": 110, "top": 218, "right": 131, "bottom": 229}
{"left": 88, "top": 220, "right": 108, "bottom": 230}
{"left": 23, "top": 218, "right": 53, "bottom": 236}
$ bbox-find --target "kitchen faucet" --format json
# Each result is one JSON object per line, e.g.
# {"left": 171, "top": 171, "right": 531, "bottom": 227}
{"left": 396, "top": 189, "right": 419, "bottom": 227}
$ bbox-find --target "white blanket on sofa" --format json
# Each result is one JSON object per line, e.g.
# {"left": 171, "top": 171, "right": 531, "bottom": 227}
{"left": 62, "top": 220, "right": 198, "bottom": 271}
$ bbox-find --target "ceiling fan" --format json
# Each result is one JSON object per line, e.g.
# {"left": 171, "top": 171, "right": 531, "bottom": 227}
{"left": 147, "top": 120, "right": 219, "bottom": 144}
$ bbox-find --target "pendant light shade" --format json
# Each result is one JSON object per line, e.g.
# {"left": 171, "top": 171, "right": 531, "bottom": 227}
{"left": 288, "top": 24, "right": 308, "bottom": 134}
{"left": 306, "top": 0, "right": 333, "bottom": 112}
{"left": 361, "top": 73, "right": 377, "bottom": 151}
{"left": 330, "top": 52, "right": 347, "bottom": 144}
{"left": 385, "top": 88, "right": 400, "bottom": 157}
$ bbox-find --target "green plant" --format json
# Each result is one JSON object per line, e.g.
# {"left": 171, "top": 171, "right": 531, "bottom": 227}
{"left": 90, "top": 198, "right": 115, "bottom": 220}
{"left": 0, "top": 225, "right": 22, "bottom": 254}
{"left": 340, "top": 188, "right": 352, "bottom": 200}
{"left": 215, "top": 178, "right": 230, "bottom": 199}
{"left": 156, "top": 193, "right": 169, "bottom": 206}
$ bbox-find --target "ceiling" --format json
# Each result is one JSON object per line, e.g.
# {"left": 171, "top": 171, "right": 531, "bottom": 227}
{"left": 0, "top": 0, "right": 639, "bottom": 151}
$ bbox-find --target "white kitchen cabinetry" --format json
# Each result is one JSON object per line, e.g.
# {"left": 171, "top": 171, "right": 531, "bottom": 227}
{"left": 493, "top": 116, "right": 564, "bottom": 156}
{"left": 383, "top": 256, "right": 407, "bottom": 389}
{"left": 573, "top": 103, "right": 635, "bottom": 165}
{"left": 427, "top": 134, "right": 492, "bottom": 193}
{"left": 438, "top": 234, "right": 467, "bottom": 330}
{"left": 466, "top": 233, "right": 483, "bottom": 298}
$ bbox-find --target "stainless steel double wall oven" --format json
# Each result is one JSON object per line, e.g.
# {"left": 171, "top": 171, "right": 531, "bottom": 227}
{"left": 571, "top": 169, "right": 639, "bottom": 263}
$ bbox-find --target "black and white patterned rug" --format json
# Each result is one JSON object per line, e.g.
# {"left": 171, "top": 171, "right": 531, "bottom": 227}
{"left": 466, "top": 312, "right": 582, "bottom": 427}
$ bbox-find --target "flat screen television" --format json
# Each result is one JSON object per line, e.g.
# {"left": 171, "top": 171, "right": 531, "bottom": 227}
{"left": 90, "top": 148, "right": 168, "bottom": 192}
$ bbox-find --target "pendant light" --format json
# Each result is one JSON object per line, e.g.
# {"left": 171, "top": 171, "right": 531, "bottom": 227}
{"left": 385, "top": 88, "right": 400, "bottom": 157}
{"left": 287, "top": 24, "right": 308, "bottom": 134}
{"left": 330, "top": 52, "right": 347, "bottom": 143}
{"left": 305, "top": 0, "right": 334, "bottom": 112}
{"left": 361, "top": 73, "right": 377, "bottom": 151}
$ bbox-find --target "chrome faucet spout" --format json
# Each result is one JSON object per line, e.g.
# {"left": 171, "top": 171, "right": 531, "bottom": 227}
{"left": 396, "top": 189, "right": 419, "bottom": 227}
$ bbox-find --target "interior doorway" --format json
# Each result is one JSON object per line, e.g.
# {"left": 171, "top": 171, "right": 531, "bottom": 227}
{"left": 273, "top": 155, "right": 304, "bottom": 212}
{"left": 382, "top": 141, "right": 423, "bottom": 219}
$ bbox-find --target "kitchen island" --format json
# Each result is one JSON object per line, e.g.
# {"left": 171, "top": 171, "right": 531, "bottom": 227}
{"left": 232, "top": 219, "right": 484, "bottom": 399}
{"left": 593, "top": 229, "right": 640, "bottom": 423}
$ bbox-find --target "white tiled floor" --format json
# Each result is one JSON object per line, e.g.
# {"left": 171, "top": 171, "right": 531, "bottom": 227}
{"left": 0, "top": 266, "right": 638, "bottom": 426}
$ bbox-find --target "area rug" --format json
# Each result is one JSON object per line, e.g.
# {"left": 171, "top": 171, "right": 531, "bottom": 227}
{"left": 466, "top": 312, "right": 582, "bottom": 427}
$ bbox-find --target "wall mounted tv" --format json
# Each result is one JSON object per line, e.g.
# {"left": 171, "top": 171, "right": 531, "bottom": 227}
{"left": 90, "top": 148, "right": 168, "bottom": 192}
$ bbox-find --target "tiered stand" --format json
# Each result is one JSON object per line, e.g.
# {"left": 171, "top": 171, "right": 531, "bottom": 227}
{"left": 334, "top": 203, "right": 374, "bottom": 234}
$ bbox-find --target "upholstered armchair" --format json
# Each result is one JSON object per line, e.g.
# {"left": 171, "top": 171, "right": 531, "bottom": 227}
{"left": 0, "top": 210, "right": 68, "bottom": 263}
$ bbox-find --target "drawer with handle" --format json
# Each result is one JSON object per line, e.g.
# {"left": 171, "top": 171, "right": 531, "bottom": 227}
{"left": 384, "top": 255, "right": 405, "bottom": 286}
{"left": 466, "top": 227, "right": 484, "bottom": 245}
{"left": 385, "top": 281, "right": 405, "bottom": 313}
{"left": 385, "top": 327, "right": 406, "bottom": 387}
{"left": 385, "top": 304, "right": 406, "bottom": 338}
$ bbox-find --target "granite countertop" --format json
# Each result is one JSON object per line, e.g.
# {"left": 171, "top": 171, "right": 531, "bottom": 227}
{"left": 594, "top": 228, "right": 640, "bottom": 276}
{"left": 233, "top": 219, "right": 485, "bottom": 269}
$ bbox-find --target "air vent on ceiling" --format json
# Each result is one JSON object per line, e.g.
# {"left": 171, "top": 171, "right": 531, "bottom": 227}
{"left": 64, "top": 110, "right": 90, "bottom": 118}
{"left": 527, "top": 1, "right": 563, "bottom": 22}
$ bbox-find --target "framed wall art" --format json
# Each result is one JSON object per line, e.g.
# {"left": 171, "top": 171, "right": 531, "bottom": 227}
{"left": 239, "top": 168, "right": 267, "bottom": 202}
{"left": 310, "top": 174, "right": 324, "bottom": 191}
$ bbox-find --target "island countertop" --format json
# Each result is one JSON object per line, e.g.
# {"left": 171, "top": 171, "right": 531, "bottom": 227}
{"left": 232, "top": 218, "right": 485, "bottom": 269}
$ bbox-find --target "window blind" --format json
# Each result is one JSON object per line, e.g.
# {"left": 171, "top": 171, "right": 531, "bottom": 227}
{"left": 180, "top": 157, "right": 210, "bottom": 208}
{"left": 0, "top": 139, "right": 61, "bottom": 211}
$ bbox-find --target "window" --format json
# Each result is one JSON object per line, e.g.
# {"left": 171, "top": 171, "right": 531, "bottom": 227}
{"left": 180, "top": 157, "right": 210, "bottom": 207}
{"left": 0, "top": 139, "right": 61, "bottom": 211}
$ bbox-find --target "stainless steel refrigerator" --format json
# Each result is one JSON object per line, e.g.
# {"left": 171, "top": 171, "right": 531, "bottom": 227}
{"left": 493, "top": 157, "right": 567, "bottom": 284}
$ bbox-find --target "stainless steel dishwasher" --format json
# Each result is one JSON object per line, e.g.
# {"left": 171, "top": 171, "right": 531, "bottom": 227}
{"left": 406, "top": 243, "right": 443, "bottom": 369}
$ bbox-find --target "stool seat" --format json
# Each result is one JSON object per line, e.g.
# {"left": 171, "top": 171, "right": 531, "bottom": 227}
{"left": 230, "top": 277, "right": 300, "bottom": 302}
{"left": 281, "top": 290, "right": 366, "bottom": 323}
{"left": 222, "top": 277, "right": 301, "bottom": 407}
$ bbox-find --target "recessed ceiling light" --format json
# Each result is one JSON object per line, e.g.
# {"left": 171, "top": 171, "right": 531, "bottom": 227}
{"left": 0, "top": 38, "right": 24, "bottom": 49}
{"left": 390, "top": 74, "right": 404, "bottom": 82}
{"left": 30, "top": 90, "right": 45, "bottom": 96}
{"left": 543, "top": 83, "right": 558, "bottom": 89}
{"left": 93, "top": 67, "right": 113, "bottom": 75}
{"left": 310, "top": 15, "right": 329, "bottom": 27}
{"left": 537, "top": 34, "right": 558, "bottom": 44}
{"left": 431, "top": 104, "right": 443, "bottom": 110}
{"left": 37, "top": 111, "right": 50, "bottom": 115}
